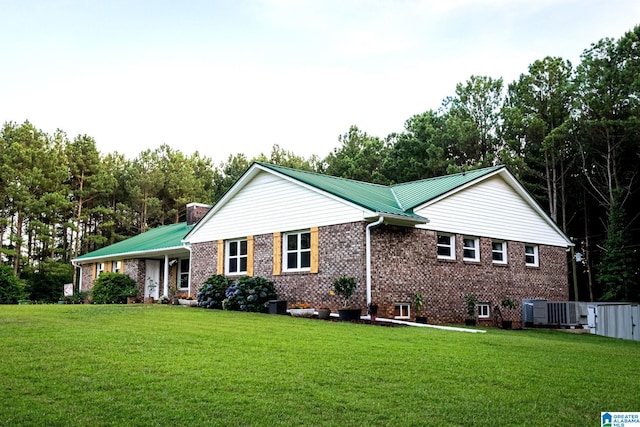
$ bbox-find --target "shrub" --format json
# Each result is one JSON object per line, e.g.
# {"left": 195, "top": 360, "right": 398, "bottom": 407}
{"left": 64, "top": 290, "right": 90, "bottom": 304}
{"left": 0, "top": 265, "right": 25, "bottom": 303}
{"left": 91, "top": 273, "right": 140, "bottom": 304}
{"left": 23, "top": 261, "right": 73, "bottom": 302}
{"left": 197, "top": 275, "right": 232, "bottom": 309}
{"left": 224, "top": 276, "right": 277, "bottom": 313}
{"left": 332, "top": 276, "right": 357, "bottom": 308}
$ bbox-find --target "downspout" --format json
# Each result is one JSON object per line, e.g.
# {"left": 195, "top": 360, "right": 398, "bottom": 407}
{"left": 366, "top": 216, "right": 385, "bottom": 306}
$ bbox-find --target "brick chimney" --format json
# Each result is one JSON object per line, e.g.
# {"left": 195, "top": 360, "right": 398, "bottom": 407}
{"left": 186, "top": 202, "right": 212, "bottom": 225}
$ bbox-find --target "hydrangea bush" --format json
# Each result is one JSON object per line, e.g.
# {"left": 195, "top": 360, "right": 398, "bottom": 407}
{"left": 197, "top": 275, "right": 232, "bottom": 309}
{"left": 223, "top": 276, "right": 277, "bottom": 312}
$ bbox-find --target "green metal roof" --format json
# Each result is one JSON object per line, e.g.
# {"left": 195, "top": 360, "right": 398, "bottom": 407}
{"left": 77, "top": 164, "right": 506, "bottom": 262}
{"left": 75, "top": 222, "right": 193, "bottom": 261}
{"left": 259, "top": 163, "right": 503, "bottom": 218}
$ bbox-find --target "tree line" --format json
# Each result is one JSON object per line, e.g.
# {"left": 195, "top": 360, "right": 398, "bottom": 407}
{"left": 1, "top": 26, "right": 638, "bottom": 302}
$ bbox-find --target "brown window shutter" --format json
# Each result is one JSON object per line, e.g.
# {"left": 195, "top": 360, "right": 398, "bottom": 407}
{"left": 310, "top": 226, "right": 319, "bottom": 273}
{"left": 106, "top": 262, "right": 112, "bottom": 273}
{"left": 246, "top": 235, "right": 254, "bottom": 277}
{"left": 273, "top": 232, "right": 281, "bottom": 275}
{"left": 92, "top": 263, "right": 97, "bottom": 279}
{"left": 217, "top": 240, "right": 224, "bottom": 275}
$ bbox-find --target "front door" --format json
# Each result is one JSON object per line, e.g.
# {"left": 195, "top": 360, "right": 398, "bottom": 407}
{"left": 145, "top": 260, "right": 161, "bottom": 300}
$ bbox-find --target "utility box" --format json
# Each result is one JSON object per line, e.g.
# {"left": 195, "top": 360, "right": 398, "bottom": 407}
{"left": 268, "top": 300, "right": 287, "bottom": 315}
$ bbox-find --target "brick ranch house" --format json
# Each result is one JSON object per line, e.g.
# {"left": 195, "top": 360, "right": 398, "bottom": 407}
{"left": 73, "top": 162, "right": 572, "bottom": 326}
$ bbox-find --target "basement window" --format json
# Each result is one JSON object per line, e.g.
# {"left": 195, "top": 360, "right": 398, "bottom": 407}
{"left": 477, "top": 304, "right": 490, "bottom": 319}
{"left": 394, "top": 303, "right": 410, "bottom": 319}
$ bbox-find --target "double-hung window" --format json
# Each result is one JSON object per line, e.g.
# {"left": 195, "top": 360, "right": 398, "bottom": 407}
{"left": 437, "top": 233, "right": 455, "bottom": 259}
{"left": 463, "top": 236, "right": 480, "bottom": 262}
{"left": 178, "top": 259, "right": 190, "bottom": 289}
{"left": 96, "top": 262, "right": 105, "bottom": 277}
{"left": 284, "top": 230, "right": 311, "bottom": 271}
{"left": 112, "top": 260, "right": 122, "bottom": 273}
{"left": 525, "top": 244, "right": 539, "bottom": 267}
{"left": 492, "top": 241, "right": 507, "bottom": 264}
{"left": 226, "top": 239, "right": 248, "bottom": 275}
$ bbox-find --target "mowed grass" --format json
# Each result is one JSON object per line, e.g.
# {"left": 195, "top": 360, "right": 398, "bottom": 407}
{"left": 1, "top": 305, "right": 639, "bottom": 426}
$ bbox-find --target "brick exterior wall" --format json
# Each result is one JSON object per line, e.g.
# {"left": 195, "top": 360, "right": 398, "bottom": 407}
{"left": 370, "top": 226, "right": 568, "bottom": 327}
{"left": 80, "top": 264, "right": 94, "bottom": 291}
{"left": 189, "top": 240, "right": 218, "bottom": 295}
{"left": 188, "top": 221, "right": 568, "bottom": 326}
{"left": 188, "top": 223, "right": 368, "bottom": 308}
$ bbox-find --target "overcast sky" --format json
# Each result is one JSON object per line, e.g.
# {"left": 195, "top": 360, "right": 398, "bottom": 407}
{"left": 1, "top": 0, "right": 638, "bottom": 164}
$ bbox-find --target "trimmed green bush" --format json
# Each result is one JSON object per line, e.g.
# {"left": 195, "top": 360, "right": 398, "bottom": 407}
{"left": 91, "top": 273, "right": 140, "bottom": 304}
{"left": 224, "top": 276, "right": 277, "bottom": 312}
{"left": 197, "top": 274, "right": 232, "bottom": 309}
{"left": 0, "top": 265, "right": 24, "bottom": 303}
{"left": 23, "top": 261, "right": 73, "bottom": 302}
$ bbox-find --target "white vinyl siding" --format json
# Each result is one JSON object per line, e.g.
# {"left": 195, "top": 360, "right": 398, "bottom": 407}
{"left": 415, "top": 176, "right": 569, "bottom": 247}
{"left": 188, "top": 172, "right": 369, "bottom": 243}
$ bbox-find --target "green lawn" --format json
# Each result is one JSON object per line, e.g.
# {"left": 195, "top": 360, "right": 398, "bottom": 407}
{"left": 1, "top": 305, "right": 638, "bottom": 426}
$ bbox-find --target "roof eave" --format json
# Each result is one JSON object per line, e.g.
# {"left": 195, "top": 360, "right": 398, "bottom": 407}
{"left": 72, "top": 246, "right": 190, "bottom": 264}
{"left": 365, "top": 212, "right": 429, "bottom": 227}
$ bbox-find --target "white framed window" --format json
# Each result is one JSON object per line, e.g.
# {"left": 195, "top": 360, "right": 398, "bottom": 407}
{"left": 226, "top": 239, "right": 248, "bottom": 275}
{"left": 492, "top": 241, "right": 507, "bottom": 264}
{"left": 112, "top": 260, "right": 122, "bottom": 273}
{"left": 437, "top": 233, "right": 455, "bottom": 259}
{"left": 96, "top": 262, "right": 105, "bottom": 276}
{"left": 283, "top": 230, "right": 311, "bottom": 272}
{"left": 463, "top": 236, "right": 480, "bottom": 261}
{"left": 525, "top": 244, "right": 539, "bottom": 267}
{"left": 394, "top": 303, "right": 410, "bottom": 319}
{"left": 178, "top": 259, "right": 190, "bottom": 289}
{"left": 478, "top": 303, "right": 490, "bottom": 318}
